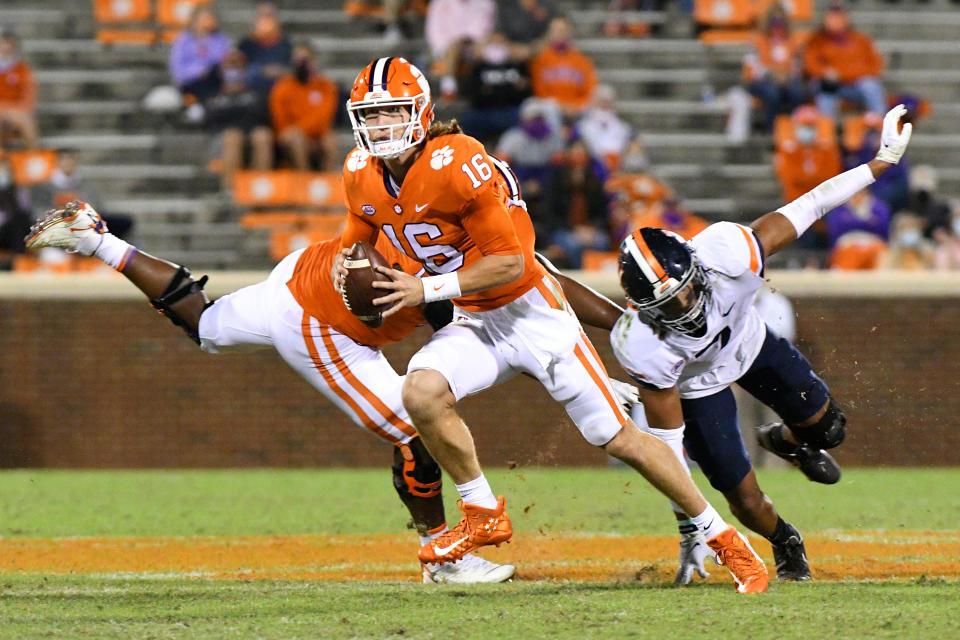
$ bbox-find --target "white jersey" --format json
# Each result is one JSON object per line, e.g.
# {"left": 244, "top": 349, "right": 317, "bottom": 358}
{"left": 612, "top": 222, "right": 768, "bottom": 399}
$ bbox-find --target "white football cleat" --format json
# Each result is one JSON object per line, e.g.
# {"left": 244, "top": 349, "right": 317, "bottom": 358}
{"left": 422, "top": 553, "right": 516, "bottom": 584}
{"left": 25, "top": 201, "right": 107, "bottom": 256}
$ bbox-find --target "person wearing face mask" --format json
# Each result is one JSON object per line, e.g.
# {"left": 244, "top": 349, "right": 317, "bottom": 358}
{"left": 825, "top": 189, "right": 891, "bottom": 270}
{"left": 774, "top": 106, "right": 843, "bottom": 204}
{"left": 529, "top": 15, "right": 597, "bottom": 120}
{"left": 238, "top": 2, "right": 292, "bottom": 98}
{"left": 575, "top": 84, "right": 632, "bottom": 171}
{"left": 269, "top": 44, "right": 339, "bottom": 171}
{"left": 202, "top": 50, "right": 274, "bottom": 192}
{"left": 742, "top": 4, "right": 805, "bottom": 133}
{"left": 169, "top": 6, "right": 231, "bottom": 103}
{"left": 881, "top": 213, "right": 933, "bottom": 270}
{"left": 0, "top": 28, "right": 37, "bottom": 149}
{"left": 803, "top": 1, "right": 885, "bottom": 119}
{"left": 459, "top": 32, "right": 531, "bottom": 145}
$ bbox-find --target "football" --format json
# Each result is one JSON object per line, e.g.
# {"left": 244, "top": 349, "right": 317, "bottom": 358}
{"left": 341, "top": 240, "right": 391, "bottom": 328}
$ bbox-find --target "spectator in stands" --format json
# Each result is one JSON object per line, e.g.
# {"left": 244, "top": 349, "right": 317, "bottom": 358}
{"left": 425, "top": 0, "right": 496, "bottom": 100}
{"left": 603, "top": 0, "right": 656, "bottom": 38}
{"left": 546, "top": 139, "right": 611, "bottom": 268}
{"left": 906, "top": 165, "right": 952, "bottom": 238}
{"left": 575, "top": 84, "right": 632, "bottom": 171}
{"left": 169, "top": 6, "right": 231, "bottom": 103}
{"left": 742, "top": 3, "right": 805, "bottom": 132}
{"left": 496, "top": 0, "right": 556, "bottom": 59}
{"left": 343, "top": 0, "right": 416, "bottom": 44}
{"left": 458, "top": 32, "right": 532, "bottom": 145}
{"left": 529, "top": 15, "right": 597, "bottom": 120}
{"left": 803, "top": 1, "right": 885, "bottom": 118}
{"left": 631, "top": 195, "right": 709, "bottom": 241}
{"left": 825, "top": 188, "right": 891, "bottom": 270}
{"left": 774, "top": 106, "right": 842, "bottom": 202}
{"left": 203, "top": 50, "right": 274, "bottom": 192}
{"left": 930, "top": 202, "right": 960, "bottom": 271}
{"left": 881, "top": 213, "right": 933, "bottom": 270}
{"left": 32, "top": 149, "right": 134, "bottom": 241}
{"left": 495, "top": 97, "right": 565, "bottom": 240}
{"left": 0, "top": 151, "right": 31, "bottom": 263}
{"left": 269, "top": 44, "right": 339, "bottom": 171}
{"left": 843, "top": 110, "right": 909, "bottom": 215}
{"left": 237, "top": 2, "right": 292, "bottom": 99}
{"left": 0, "top": 28, "right": 37, "bottom": 149}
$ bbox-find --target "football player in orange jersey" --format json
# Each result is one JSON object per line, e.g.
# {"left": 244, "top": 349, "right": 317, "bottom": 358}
{"left": 24, "top": 200, "right": 516, "bottom": 585}
{"left": 333, "top": 57, "right": 768, "bottom": 593}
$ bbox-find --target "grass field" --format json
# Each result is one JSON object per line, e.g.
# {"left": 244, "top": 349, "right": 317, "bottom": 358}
{"left": 1, "top": 467, "right": 957, "bottom": 639}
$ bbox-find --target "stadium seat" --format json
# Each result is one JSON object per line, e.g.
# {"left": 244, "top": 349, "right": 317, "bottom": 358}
{"left": 693, "top": 0, "right": 756, "bottom": 28}
{"left": 605, "top": 173, "right": 670, "bottom": 206}
{"left": 8, "top": 150, "right": 57, "bottom": 186}
{"left": 157, "top": 0, "right": 212, "bottom": 42}
{"left": 268, "top": 215, "right": 347, "bottom": 262}
{"left": 698, "top": 28, "right": 756, "bottom": 46}
{"left": 233, "top": 170, "right": 344, "bottom": 210}
{"left": 93, "top": 0, "right": 157, "bottom": 47}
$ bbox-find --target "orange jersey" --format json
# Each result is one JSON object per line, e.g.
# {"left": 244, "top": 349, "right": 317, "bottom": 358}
{"left": 529, "top": 46, "right": 597, "bottom": 112}
{"left": 339, "top": 134, "right": 545, "bottom": 312}
{"left": 803, "top": 30, "right": 883, "bottom": 84}
{"left": 286, "top": 236, "right": 426, "bottom": 348}
{"left": 0, "top": 60, "right": 35, "bottom": 108}
{"left": 269, "top": 73, "right": 339, "bottom": 138}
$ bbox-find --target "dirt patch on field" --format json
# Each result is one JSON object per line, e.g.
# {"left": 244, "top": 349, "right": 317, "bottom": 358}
{"left": 1, "top": 531, "right": 957, "bottom": 582}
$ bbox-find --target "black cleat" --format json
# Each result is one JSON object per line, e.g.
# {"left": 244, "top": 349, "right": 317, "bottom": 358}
{"left": 756, "top": 422, "right": 842, "bottom": 485}
{"left": 772, "top": 526, "right": 812, "bottom": 582}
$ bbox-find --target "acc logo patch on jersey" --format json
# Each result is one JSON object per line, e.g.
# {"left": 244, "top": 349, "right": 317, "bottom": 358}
{"left": 430, "top": 145, "right": 454, "bottom": 170}
{"left": 671, "top": 360, "right": 685, "bottom": 376}
{"left": 346, "top": 149, "right": 369, "bottom": 172}
{"left": 361, "top": 204, "right": 376, "bottom": 215}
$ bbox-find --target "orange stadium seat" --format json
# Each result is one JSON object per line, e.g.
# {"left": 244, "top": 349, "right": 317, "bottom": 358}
{"left": 693, "top": 0, "right": 757, "bottom": 28}
{"left": 157, "top": 0, "right": 211, "bottom": 27}
{"left": 605, "top": 173, "right": 671, "bottom": 206}
{"left": 698, "top": 28, "right": 756, "bottom": 45}
{"left": 233, "top": 170, "right": 298, "bottom": 207}
{"left": 8, "top": 150, "right": 57, "bottom": 185}
{"left": 93, "top": 0, "right": 157, "bottom": 46}
{"left": 268, "top": 215, "right": 347, "bottom": 262}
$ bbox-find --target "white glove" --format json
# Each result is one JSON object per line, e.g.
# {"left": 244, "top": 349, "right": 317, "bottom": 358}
{"left": 874, "top": 104, "right": 913, "bottom": 165}
{"left": 675, "top": 530, "right": 712, "bottom": 585}
{"left": 609, "top": 378, "right": 640, "bottom": 412}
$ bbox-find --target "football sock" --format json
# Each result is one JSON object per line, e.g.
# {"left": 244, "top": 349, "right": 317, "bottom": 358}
{"left": 766, "top": 517, "right": 795, "bottom": 545}
{"left": 86, "top": 232, "right": 136, "bottom": 270}
{"left": 646, "top": 425, "right": 691, "bottom": 515}
{"left": 419, "top": 524, "right": 448, "bottom": 548}
{"left": 454, "top": 474, "right": 498, "bottom": 509}
{"left": 691, "top": 504, "right": 727, "bottom": 541}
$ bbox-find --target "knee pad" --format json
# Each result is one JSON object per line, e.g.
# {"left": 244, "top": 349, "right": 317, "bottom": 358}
{"left": 392, "top": 437, "right": 442, "bottom": 500}
{"left": 790, "top": 399, "right": 846, "bottom": 450}
{"left": 150, "top": 265, "right": 211, "bottom": 344}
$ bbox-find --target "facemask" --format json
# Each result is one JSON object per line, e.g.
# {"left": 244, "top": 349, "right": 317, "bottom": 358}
{"left": 521, "top": 118, "right": 551, "bottom": 140}
{"left": 796, "top": 126, "right": 816, "bottom": 145}
{"left": 294, "top": 60, "right": 311, "bottom": 84}
{"left": 482, "top": 43, "right": 509, "bottom": 65}
{"left": 223, "top": 68, "right": 245, "bottom": 85}
{"left": 898, "top": 229, "right": 921, "bottom": 248}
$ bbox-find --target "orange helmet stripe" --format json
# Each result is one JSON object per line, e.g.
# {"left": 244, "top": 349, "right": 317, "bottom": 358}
{"left": 630, "top": 229, "right": 667, "bottom": 282}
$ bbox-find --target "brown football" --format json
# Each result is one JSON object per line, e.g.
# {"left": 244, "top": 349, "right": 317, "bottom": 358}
{"left": 341, "top": 240, "right": 391, "bottom": 328}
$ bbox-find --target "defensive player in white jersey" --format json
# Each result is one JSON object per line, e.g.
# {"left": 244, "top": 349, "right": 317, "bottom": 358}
{"left": 610, "top": 104, "right": 913, "bottom": 582}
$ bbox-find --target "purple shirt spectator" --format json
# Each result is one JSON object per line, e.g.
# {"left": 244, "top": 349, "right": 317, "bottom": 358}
{"left": 826, "top": 196, "right": 891, "bottom": 248}
{"left": 169, "top": 30, "right": 231, "bottom": 89}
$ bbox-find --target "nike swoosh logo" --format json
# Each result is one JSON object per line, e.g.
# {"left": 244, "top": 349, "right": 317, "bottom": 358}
{"left": 721, "top": 304, "right": 734, "bottom": 317}
{"left": 415, "top": 203, "right": 429, "bottom": 212}
{"left": 433, "top": 536, "right": 468, "bottom": 556}
{"left": 433, "top": 284, "right": 444, "bottom": 291}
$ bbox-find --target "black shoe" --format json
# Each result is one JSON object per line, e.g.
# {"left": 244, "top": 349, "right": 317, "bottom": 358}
{"left": 772, "top": 526, "right": 812, "bottom": 581}
{"left": 756, "top": 422, "right": 842, "bottom": 485}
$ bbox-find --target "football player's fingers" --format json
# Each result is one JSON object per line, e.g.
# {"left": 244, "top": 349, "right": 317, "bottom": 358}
{"left": 372, "top": 291, "right": 403, "bottom": 306}
{"left": 381, "top": 301, "right": 406, "bottom": 318}
{"left": 899, "top": 122, "right": 913, "bottom": 146}
{"left": 371, "top": 279, "right": 400, "bottom": 290}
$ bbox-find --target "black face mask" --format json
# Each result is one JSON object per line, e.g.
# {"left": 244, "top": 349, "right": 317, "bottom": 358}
{"left": 294, "top": 60, "right": 311, "bottom": 84}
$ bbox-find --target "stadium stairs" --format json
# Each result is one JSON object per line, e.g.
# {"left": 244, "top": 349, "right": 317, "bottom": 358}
{"left": 1, "top": 0, "right": 957, "bottom": 269}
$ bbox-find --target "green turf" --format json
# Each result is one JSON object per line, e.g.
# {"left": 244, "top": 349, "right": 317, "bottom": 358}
{"left": 0, "top": 467, "right": 957, "bottom": 538}
{"left": 0, "top": 575, "right": 956, "bottom": 640}
{"left": 0, "top": 468, "right": 957, "bottom": 639}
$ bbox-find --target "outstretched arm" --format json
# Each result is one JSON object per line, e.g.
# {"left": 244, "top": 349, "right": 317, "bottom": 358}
{"left": 751, "top": 104, "right": 913, "bottom": 257}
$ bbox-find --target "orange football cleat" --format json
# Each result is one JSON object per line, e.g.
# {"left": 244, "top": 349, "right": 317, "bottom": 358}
{"left": 707, "top": 526, "right": 769, "bottom": 594}
{"left": 418, "top": 496, "right": 512, "bottom": 566}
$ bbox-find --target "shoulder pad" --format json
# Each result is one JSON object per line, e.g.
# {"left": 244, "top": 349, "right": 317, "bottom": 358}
{"left": 690, "top": 222, "right": 764, "bottom": 278}
{"left": 611, "top": 311, "right": 684, "bottom": 391}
